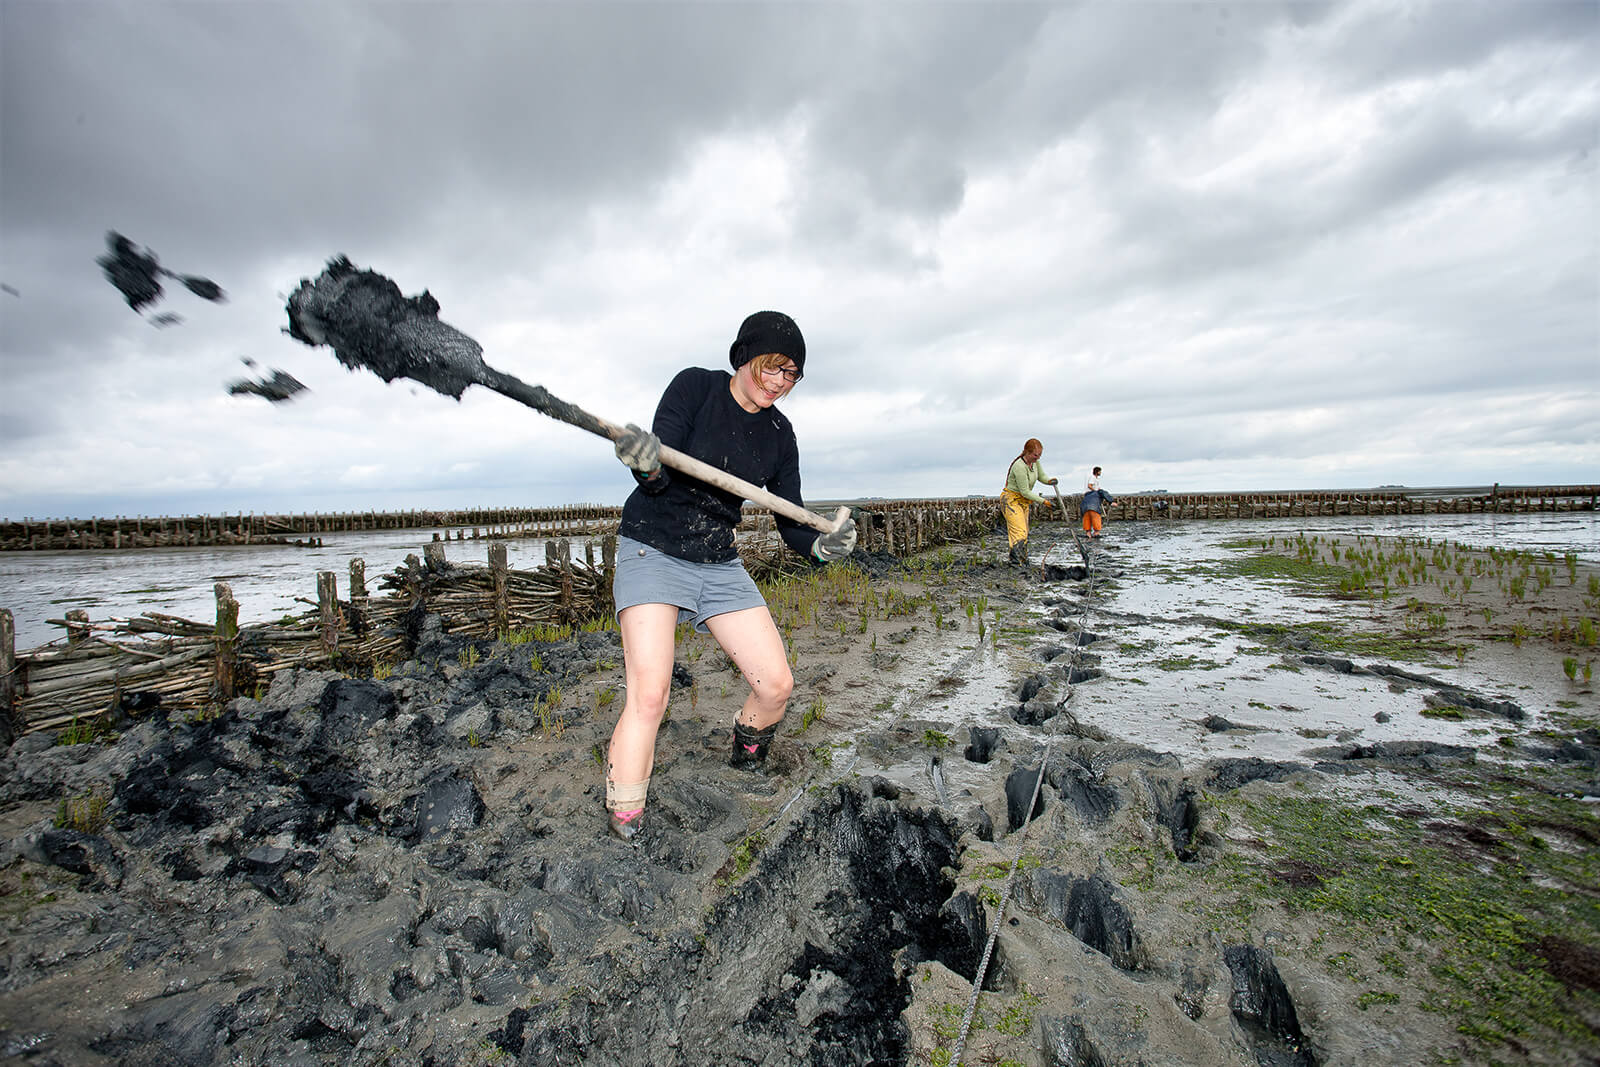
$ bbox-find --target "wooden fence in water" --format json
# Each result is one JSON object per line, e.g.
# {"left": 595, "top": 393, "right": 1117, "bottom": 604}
{"left": 0, "top": 505, "right": 622, "bottom": 552}
{"left": 0, "top": 498, "right": 999, "bottom": 741}
{"left": 1109, "top": 485, "right": 1599, "bottom": 520}
{"left": 2, "top": 485, "right": 1594, "bottom": 552}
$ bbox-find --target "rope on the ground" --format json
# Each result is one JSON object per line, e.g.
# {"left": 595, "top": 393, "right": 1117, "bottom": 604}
{"left": 950, "top": 523, "right": 1100, "bottom": 1067}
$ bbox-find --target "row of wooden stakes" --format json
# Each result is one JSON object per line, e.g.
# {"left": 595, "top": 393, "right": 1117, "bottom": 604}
{"left": 0, "top": 499, "right": 1003, "bottom": 742}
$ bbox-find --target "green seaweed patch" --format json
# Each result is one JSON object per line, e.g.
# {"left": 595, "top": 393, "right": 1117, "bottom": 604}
{"left": 1537, "top": 708, "right": 1600, "bottom": 736}
{"left": 1199, "top": 787, "right": 1600, "bottom": 1059}
{"left": 1153, "top": 655, "right": 1225, "bottom": 672}
{"left": 1420, "top": 706, "right": 1468, "bottom": 721}
{"left": 1209, "top": 551, "right": 1368, "bottom": 596}
{"left": 1220, "top": 619, "right": 1449, "bottom": 662}
{"left": 1357, "top": 990, "right": 1402, "bottom": 1011}
{"left": 714, "top": 831, "right": 768, "bottom": 888}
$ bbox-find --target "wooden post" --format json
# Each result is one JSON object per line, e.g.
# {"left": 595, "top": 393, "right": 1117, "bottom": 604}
{"left": 65, "top": 609, "right": 91, "bottom": 648}
{"left": 214, "top": 583, "right": 239, "bottom": 702}
{"left": 1, "top": 609, "right": 19, "bottom": 745}
{"left": 424, "top": 541, "right": 447, "bottom": 572}
{"left": 489, "top": 542, "right": 509, "bottom": 636}
{"left": 347, "top": 558, "right": 369, "bottom": 639}
{"left": 601, "top": 535, "right": 617, "bottom": 616}
{"left": 557, "top": 540, "right": 575, "bottom": 623}
{"left": 317, "top": 571, "right": 339, "bottom": 660}
{"left": 349, "top": 558, "right": 367, "bottom": 602}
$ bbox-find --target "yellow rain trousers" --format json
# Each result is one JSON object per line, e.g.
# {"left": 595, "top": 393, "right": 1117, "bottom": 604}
{"left": 1002, "top": 489, "right": 1033, "bottom": 548}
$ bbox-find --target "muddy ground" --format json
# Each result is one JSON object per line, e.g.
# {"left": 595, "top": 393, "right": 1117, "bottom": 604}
{"left": 1, "top": 518, "right": 1597, "bottom": 1066}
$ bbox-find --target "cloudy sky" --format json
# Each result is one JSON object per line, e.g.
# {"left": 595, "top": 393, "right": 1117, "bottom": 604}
{"left": 1, "top": 0, "right": 1595, "bottom": 522}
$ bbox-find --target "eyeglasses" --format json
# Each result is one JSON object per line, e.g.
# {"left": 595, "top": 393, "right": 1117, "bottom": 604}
{"left": 759, "top": 364, "right": 802, "bottom": 384}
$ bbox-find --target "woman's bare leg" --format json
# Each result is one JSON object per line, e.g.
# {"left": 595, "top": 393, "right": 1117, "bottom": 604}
{"left": 608, "top": 603, "right": 680, "bottom": 787}
{"left": 704, "top": 605, "right": 794, "bottom": 730}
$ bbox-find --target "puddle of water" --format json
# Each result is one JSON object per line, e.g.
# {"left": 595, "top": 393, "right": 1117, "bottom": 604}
{"left": 1006, "top": 522, "right": 1581, "bottom": 768}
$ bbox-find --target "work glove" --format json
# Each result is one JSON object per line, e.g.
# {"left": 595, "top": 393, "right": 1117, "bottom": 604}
{"left": 614, "top": 423, "right": 661, "bottom": 477}
{"left": 811, "top": 517, "right": 858, "bottom": 563}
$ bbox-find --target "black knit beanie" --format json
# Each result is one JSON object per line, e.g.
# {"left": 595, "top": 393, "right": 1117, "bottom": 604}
{"left": 729, "top": 310, "right": 805, "bottom": 377}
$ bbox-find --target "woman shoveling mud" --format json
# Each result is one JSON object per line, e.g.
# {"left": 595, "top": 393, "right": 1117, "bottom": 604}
{"left": 603, "top": 311, "right": 858, "bottom": 840}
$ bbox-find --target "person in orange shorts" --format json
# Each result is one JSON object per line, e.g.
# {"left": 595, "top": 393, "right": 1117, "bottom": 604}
{"left": 1082, "top": 466, "right": 1114, "bottom": 538}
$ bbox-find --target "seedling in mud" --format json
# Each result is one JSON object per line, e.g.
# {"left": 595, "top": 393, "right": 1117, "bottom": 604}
{"left": 595, "top": 686, "right": 618, "bottom": 709}
{"left": 530, "top": 622, "right": 573, "bottom": 642}
{"left": 1563, "top": 657, "right": 1578, "bottom": 682}
{"left": 922, "top": 729, "right": 952, "bottom": 748}
{"left": 799, "top": 696, "right": 826, "bottom": 732}
{"left": 458, "top": 644, "right": 481, "bottom": 668}
{"left": 528, "top": 651, "right": 544, "bottom": 673}
{"left": 55, "top": 717, "right": 113, "bottom": 746}
{"left": 55, "top": 787, "right": 110, "bottom": 834}
{"left": 536, "top": 687, "right": 565, "bottom": 738}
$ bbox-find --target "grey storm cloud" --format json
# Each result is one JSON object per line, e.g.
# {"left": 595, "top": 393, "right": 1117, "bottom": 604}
{"left": 0, "top": 0, "right": 1595, "bottom": 520}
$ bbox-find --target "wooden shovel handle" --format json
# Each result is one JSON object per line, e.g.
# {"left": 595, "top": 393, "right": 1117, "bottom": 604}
{"left": 479, "top": 367, "right": 849, "bottom": 536}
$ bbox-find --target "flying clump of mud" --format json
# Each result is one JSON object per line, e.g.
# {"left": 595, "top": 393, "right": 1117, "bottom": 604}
{"left": 95, "top": 230, "right": 226, "bottom": 317}
{"left": 227, "top": 359, "right": 308, "bottom": 404}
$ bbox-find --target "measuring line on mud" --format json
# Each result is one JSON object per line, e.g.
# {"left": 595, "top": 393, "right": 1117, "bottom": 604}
{"left": 950, "top": 526, "right": 1104, "bottom": 1067}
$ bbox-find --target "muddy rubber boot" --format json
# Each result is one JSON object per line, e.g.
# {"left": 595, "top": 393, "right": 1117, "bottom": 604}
{"left": 1014, "top": 539, "right": 1029, "bottom": 566}
{"left": 607, "top": 808, "right": 644, "bottom": 842}
{"left": 730, "top": 721, "right": 778, "bottom": 768}
{"left": 1007, "top": 543, "right": 1022, "bottom": 566}
{"left": 605, "top": 774, "right": 648, "bottom": 843}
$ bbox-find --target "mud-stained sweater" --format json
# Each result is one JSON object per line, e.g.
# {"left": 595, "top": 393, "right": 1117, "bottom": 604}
{"left": 619, "top": 367, "right": 814, "bottom": 564}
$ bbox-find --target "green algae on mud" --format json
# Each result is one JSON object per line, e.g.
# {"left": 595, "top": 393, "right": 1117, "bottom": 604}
{"left": 1217, "top": 617, "right": 1455, "bottom": 663}
{"left": 1100, "top": 767, "right": 1600, "bottom": 1062}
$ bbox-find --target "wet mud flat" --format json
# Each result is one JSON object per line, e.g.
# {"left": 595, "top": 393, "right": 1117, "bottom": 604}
{"left": 1, "top": 521, "right": 1597, "bottom": 1065}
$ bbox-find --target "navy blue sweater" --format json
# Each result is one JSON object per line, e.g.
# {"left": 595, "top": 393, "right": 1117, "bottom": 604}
{"left": 618, "top": 367, "right": 813, "bottom": 563}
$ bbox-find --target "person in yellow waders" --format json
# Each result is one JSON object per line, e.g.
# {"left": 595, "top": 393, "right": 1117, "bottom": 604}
{"left": 1001, "top": 438, "right": 1057, "bottom": 565}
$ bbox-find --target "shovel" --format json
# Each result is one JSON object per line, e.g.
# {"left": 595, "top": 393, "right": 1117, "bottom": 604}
{"left": 1051, "top": 485, "right": 1090, "bottom": 561}
{"left": 284, "top": 256, "right": 849, "bottom": 535}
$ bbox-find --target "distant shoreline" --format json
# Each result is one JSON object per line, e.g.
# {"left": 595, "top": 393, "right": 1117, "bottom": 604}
{"left": 5, "top": 483, "right": 1597, "bottom": 527}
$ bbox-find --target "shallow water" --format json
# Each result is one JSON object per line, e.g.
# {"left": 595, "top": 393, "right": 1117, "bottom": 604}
{"left": 1032, "top": 518, "right": 1590, "bottom": 767}
{"left": 847, "top": 512, "right": 1595, "bottom": 779}
{"left": 0, "top": 529, "right": 568, "bottom": 651}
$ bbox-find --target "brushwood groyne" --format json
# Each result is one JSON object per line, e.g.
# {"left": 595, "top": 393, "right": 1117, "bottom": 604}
{"left": 0, "top": 498, "right": 996, "bottom": 741}
{"left": 2, "top": 485, "right": 1594, "bottom": 551}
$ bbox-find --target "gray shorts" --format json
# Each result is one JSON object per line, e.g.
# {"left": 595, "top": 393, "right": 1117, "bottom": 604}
{"left": 613, "top": 536, "right": 766, "bottom": 633}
